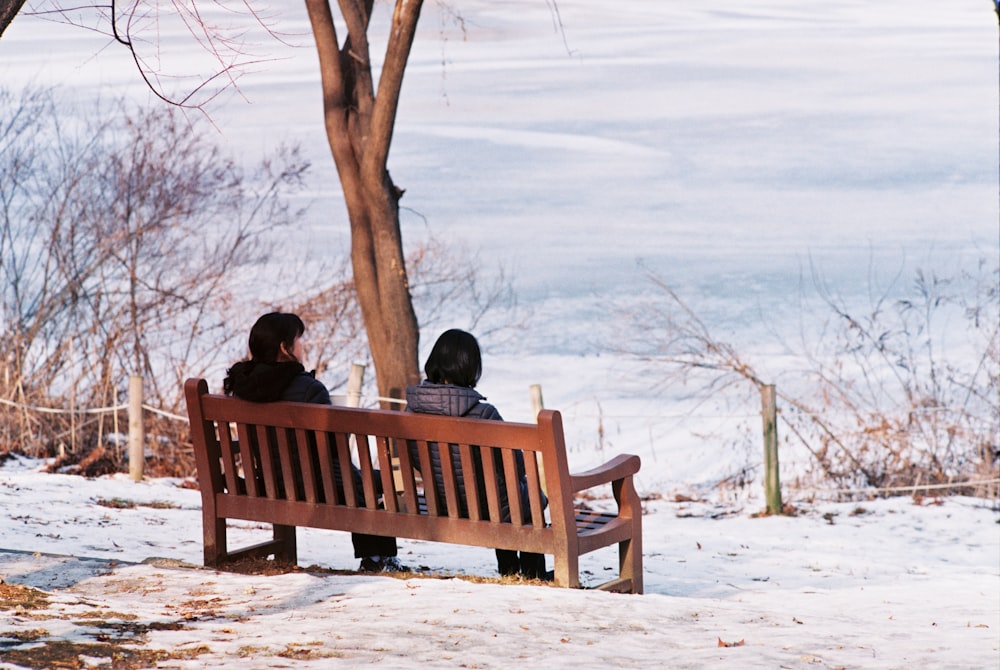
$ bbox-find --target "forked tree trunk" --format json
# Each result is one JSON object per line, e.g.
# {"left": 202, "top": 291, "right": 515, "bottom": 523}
{"left": 305, "top": 0, "right": 423, "bottom": 405}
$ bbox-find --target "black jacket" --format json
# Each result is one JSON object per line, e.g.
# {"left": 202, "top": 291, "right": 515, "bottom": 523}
{"left": 223, "top": 360, "right": 354, "bottom": 501}
{"left": 223, "top": 361, "right": 330, "bottom": 404}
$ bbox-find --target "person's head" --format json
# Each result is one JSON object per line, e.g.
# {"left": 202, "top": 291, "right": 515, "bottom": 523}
{"left": 247, "top": 312, "right": 306, "bottom": 364}
{"left": 424, "top": 329, "right": 482, "bottom": 388}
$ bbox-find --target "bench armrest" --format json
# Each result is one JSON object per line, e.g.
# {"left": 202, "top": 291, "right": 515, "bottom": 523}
{"left": 569, "top": 453, "right": 641, "bottom": 493}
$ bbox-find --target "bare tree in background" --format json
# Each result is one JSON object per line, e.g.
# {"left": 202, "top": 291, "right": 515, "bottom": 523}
{"left": 0, "top": 87, "right": 308, "bottom": 465}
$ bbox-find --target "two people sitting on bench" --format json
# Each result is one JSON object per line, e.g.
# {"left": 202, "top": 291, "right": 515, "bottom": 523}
{"left": 222, "top": 312, "right": 408, "bottom": 574}
{"left": 406, "top": 328, "right": 552, "bottom": 581}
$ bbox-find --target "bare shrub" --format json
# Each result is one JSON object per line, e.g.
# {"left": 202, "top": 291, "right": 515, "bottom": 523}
{"left": 617, "top": 260, "right": 999, "bottom": 497}
{"left": 794, "top": 259, "right": 999, "bottom": 493}
{"left": 0, "top": 86, "right": 308, "bottom": 466}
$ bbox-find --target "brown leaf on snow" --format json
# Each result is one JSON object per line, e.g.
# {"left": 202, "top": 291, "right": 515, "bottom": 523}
{"left": 717, "top": 637, "right": 745, "bottom": 648}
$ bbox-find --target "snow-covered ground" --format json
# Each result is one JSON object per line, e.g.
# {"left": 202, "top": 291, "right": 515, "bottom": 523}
{"left": 1, "top": 455, "right": 997, "bottom": 669}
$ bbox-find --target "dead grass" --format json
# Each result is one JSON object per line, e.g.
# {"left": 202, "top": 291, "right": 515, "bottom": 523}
{"left": 0, "top": 581, "right": 210, "bottom": 670}
{"left": 0, "top": 639, "right": 209, "bottom": 670}
{"left": 0, "top": 582, "right": 50, "bottom": 610}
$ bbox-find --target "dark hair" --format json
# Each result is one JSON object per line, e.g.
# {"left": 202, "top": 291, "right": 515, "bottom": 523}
{"left": 424, "top": 329, "right": 482, "bottom": 388}
{"left": 247, "top": 312, "right": 305, "bottom": 363}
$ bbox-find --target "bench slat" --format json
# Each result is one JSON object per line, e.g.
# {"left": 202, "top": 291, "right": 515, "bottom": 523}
{"left": 395, "top": 436, "right": 420, "bottom": 514}
{"left": 275, "top": 427, "right": 297, "bottom": 500}
{"left": 216, "top": 494, "right": 557, "bottom": 551}
{"left": 458, "top": 444, "right": 481, "bottom": 522}
{"left": 499, "top": 448, "right": 521, "bottom": 526}
{"left": 219, "top": 423, "right": 240, "bottom": 495}
{"left": 334, "top": 432, "right": 356, "bottom": 507}
{"left": 523, "top": 450, "right": 545, "bottom": 528}
{"left": 295, "top": 428, "right": 318, "bottom": 503}
{"left": 376, "top": 435, "right": 398, "bottom": 513}
{"left": 479, "top": 445, "right": 502, "bottom": 523}
{"left": 315, "top": 432, "right": 339, "bottom": 505}
{"left": 355, "top": 434, "right": 379, "bottom": 509}
{"left": 416, "top": 441, "right": 440, "bottom": 516}
{"left": 576, "top": 516, "right": 636, "bottom": 554}
{"left": 236, "top": 423, "right": 260, "bottom": 498}
{"left": 258, "top": 426, "right": 284, "bottom": 500}
{"left": 198, "top": 394, "right": 545, "bottom": 449}
{"left": 440, "top": 443, "right": 464, "bottom": 519}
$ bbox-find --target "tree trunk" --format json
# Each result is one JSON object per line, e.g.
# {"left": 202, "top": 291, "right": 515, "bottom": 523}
{"left": 0, "top": 0, "right": 27, "bottom": 39}
{"left": 305, "top": 0, "right": 422, "bottom": 405}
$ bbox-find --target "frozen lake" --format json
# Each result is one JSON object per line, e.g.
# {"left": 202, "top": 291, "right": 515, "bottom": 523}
{"left": 2, "top": 1, "right": 996, "bottom": 489}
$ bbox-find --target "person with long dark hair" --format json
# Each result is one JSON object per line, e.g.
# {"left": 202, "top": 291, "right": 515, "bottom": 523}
{"left": 224, "top": 312, "right": 407, "bottom": 573}
{"left": 405, "top": 328, "right": 551, "bottom": 580}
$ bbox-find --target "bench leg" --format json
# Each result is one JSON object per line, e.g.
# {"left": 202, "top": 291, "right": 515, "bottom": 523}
{"left": 552, "top": 550, "right": 580, "bottom": 589}
{"left": 203, "top": 513, "right": 228, "bottom": 567}
{"left": 614, "top": 478, "right": 644, "bottom": 594}
{"left": 273, "top": 524, "right": 298, "bottom": 563}
{"left": 618, "top": 534, "right": 643, "bottom": 594}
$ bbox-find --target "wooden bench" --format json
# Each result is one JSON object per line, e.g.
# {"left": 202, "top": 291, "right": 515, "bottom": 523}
{"left": 184, "top": 378, "right": 643, "bottom": 593}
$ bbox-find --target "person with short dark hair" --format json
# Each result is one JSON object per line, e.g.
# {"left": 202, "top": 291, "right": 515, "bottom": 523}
{"left": 405, "top": 328, "right": 551, "bottom": 581}
{"left": 224, "top": 312, "right": 407, "bottom": 573}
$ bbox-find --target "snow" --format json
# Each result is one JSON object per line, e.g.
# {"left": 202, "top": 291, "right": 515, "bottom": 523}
{"left": 1, "top": 1, "right": 999, "bottom": 668}
{"left": 1, "top": 455, "right": 997, "bottom": 668}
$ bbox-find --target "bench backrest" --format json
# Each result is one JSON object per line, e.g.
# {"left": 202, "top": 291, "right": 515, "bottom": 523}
{"left": 184, "top": 378, "right": 575, "bottom": 538}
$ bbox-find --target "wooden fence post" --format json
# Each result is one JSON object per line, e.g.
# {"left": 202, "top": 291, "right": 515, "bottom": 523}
{"left": 529, "top": 384, "right": 548, "bottom": 495}
{"left": 529, "top": 384, "right": 544, "bottom": 418}
{"left": 761, "top": 383, "right": 782, "bottom": 514}
{"left": 346, "top": 363, "right": 365, "bottom": 408}
{"left": 128, "top": 375, "right": 144, "bottom": 482}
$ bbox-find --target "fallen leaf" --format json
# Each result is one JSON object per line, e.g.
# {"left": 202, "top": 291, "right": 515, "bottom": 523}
{"left": 717, "top": 637, "right": 745, "bottom": 648}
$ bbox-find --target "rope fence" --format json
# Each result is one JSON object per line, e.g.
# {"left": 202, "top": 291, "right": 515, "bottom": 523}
{"left": 2, "top": 369, "right": 996, "bottom": 502}
{"left": 3, "top": 383, "right": 990, "bottom": 425}
{"left": 785, "top": 478, "right": 1000, "bottom": 496}
{"left": 0, "top": 396, "right": 127, "bottom": 416}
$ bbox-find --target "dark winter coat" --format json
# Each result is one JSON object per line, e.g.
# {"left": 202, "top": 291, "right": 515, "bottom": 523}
{"left": 222, "top": 358, "right": 397, "bottom": 559}
{"left": 404, "top": 381, "right": 546, "bottom": 523}
{"left": 223, "top": 360, "right": 357, "bottom": 501}
{"left": 223, "top": 361, "right": 329, "bottom": 404}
